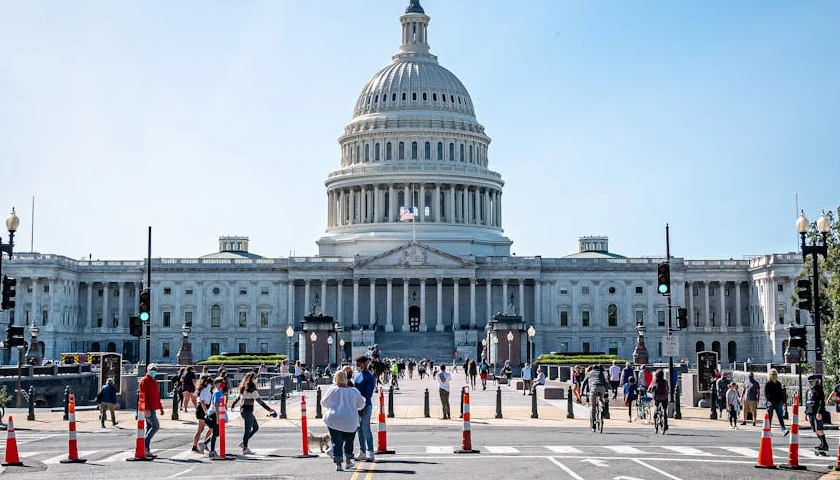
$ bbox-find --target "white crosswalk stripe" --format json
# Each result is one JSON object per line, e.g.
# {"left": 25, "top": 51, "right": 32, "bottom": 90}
{"left": 44, "top": 451, "right": 96, "bottom": 464}
{"left": 98, "top": 450, "right": 136, "bottom": 462}
{"left": 605, "top": 445, "right": 648, "bottom": 455}
{"left": 545, "top": 446, "right": 584, "bottom": 454}
{"left": 426, "top": 446, "right": 454, "bottom": 453}
{"left": 484, "top": 446, "right": 520, "bottom": 454}
{"left": 661, "top": 446, "right": 713, "bottom": 456}
{"left": 720, "top": 447, "right": 758, "bottom": 457}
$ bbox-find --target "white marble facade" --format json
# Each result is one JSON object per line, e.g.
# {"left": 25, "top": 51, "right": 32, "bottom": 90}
{"left": 0, "top": 2, "right": 807, "bottom": 365}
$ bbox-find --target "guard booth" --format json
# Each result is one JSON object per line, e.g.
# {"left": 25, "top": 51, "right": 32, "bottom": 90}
{"left": 300, "top": 314, "right": 340, "bottom": 368}
{"left": 486, "top": 314, "right": 524, "bottom": 370}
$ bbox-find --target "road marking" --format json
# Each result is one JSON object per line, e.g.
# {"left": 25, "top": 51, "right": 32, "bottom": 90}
{"left": 605, "top": 446, "right": 647, "bottom": 455}
{"left": 720, "top": 447, "right": 757, "bottom": 457}
{"left": 18, "top": 451, "right": 43, "bottom": 458}
{"left": 633, "top": 458, "right": 683, "bottom": 480}
{"left": 581, "top": 458, "right": 608, "bottom": 467}
{"left": 168, "top": 467, "right": 194, "bottom": 478}
{"left": 98, "top": 450, "right": 135, "bottom": 462}
{"left": 545, "top": 446, "right": 584, "bottom": 454}
{"left": 661, "top": 446, "right": 713, "bottom": 456}
{"left": 547, "top": 457, "right": 586, "bottom": 480}
{"left": 43, "top": 450, "right": 96, "bottom": 464}
{"left": 484, "top": 446, "right": 519, "bottom": 454}
{"left": 170, "top": 449, "right": 201, "bottom": 460}
{"left": 426, "top": 446, "right": 454, "bottom": 453}
{"left": 364, "top": 462, "right": 376, "bottom": 480}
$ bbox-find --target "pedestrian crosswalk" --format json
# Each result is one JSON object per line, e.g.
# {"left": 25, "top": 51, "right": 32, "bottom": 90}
{"left": 0, "top": 444, "right": 818, "bottom": 464}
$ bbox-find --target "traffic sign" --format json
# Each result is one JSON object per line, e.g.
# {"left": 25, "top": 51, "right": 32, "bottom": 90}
{"left": 663, "top": 334, "right": 680, "bottom": 357}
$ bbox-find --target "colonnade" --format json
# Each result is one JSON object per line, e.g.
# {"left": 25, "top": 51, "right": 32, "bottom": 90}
{"left": 685, "top": 280, "right": 747, "bottom": 328}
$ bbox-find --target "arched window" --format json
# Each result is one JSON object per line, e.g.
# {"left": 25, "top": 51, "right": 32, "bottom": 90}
{"left": 386, "top": 142, "right": 392, "bottom": 160}
{"left": 412, "top": 92, "right": 417, "bottom": 101}
{"left": 411, "top": 142, "right": 418, "bottom": 160}
{"left": 374, "top": 143, "right": 380, "bottom": 161}
{"left": 364, "top": 144, "right": 370, "bottom": 162}
{"left": 442, "top": 93, "right": 447, "bottom": 102}
{"left": 450, "top": 95, "right": 454, "bottom": 103}
{"left": 402, "top": 92, "right": 406, "bottom": 101}
{"left": 433, "top": 93, "right": 437, "bottom": 101}
{"left": 727, "top": 341, "right": 737, "bottom": 363}
{"left": 392, "top": 93, "right": 396, "bottom": 102}
{"left": 449, "top": 143, "right": 455, "bottom": 160}
{"left": 437, "top": 142, "right": 443, "bottom": 160}
{"left": 469, "top": 145, "right": 474, "bottom": 162}
{"left": 382, "top": 94, "right": 386, "bottom": 102}
{"left": 399, "top": 142, "right": 405, "bottom": 160}
{"left": 91, "top": 341, "right": 101, "bottom": 352}
{"left": 424, "top": 142, "right": 431, "bottom": 160}
{"left": 695, "top": 341, "right": 705, "bottom": 352}
{"left": 608, "top": 304, "right": 618, "bottom": 326}
{"left": 107, "top": 342, "right": 117, "bottom": 352}
{"left": 211, "top": 305, "right": 221, "bottom": 327}
{"left": 355, "top": 145, "right": 360, "bottom": 163}
{"left": 712, "top": 341, "right": 721, "bottom": 356}
{"left": 459, "top": 144, "right": 465, "bottom": 161}
{"left": 422, "top": 92, "right": 427, "bottom": 101}
{"left": 374, "top": 95, "right": 378, "bottom": 103}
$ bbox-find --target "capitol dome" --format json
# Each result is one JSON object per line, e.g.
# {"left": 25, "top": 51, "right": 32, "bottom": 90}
{"left": 318, "top": 0, "right": 512, "bottom": 258}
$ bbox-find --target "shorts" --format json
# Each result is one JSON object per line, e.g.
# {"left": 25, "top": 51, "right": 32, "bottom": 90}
{"left": 480, "top": 373, "right": 488, "bottom": 380}
{"left": 195, "top": 405, "right": 206, "bottom": 421}
{"left": 809, "top": 413, "right": 825, "bottom": 432}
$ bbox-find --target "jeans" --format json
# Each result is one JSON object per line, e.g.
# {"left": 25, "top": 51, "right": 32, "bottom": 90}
{"left": 328, "top": 427, "right": 356, "bottom": 464}
{"left": 145, "top": 410, "right": 160, "bottom": 451}
{"left": 439, "top": 389, "right": 451, "bottom": 419}
{"left": 767, "top": 402, "right": 786, "bottom": 430}
{"left": 357, "top": 404, "right": 373, "bottom": 453}
{"left": 241, "top": 409, "right": 259, "bottom": 448}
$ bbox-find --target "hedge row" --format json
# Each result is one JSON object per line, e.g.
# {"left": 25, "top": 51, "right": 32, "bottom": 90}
{"left": 198, "top": 355, "right": 287, "bottom": 366}
{"left": 534, "top": 354, "right": 628, "bottom": 365}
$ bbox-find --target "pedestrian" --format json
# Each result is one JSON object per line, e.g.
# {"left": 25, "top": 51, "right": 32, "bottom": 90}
{"left": 716, "top": 372, "right": 730, "bottom": 415}
{"left": 174, "top": 366, "right": 186, "bottom": 411}
{"left": 764, "top": 368, "right": 789, "bottom": 435}
{"left": 353, "top": 355, "right": 376, "bottom": 462}
{"left": 521, "top": 362, "right": 532, "bottom": 396}
{"left": 98, "top": 377, "right": 119, "bottom": 428}
{"left": 609, "top": 361, "right": 621, "bottom": 400}
{"left": 503, "top": 361, "right": 513, "bottom": 384}
{"left": 806, "top": 374, "right": 829, "bottom": 453}
{"left": 438, "top": 364, "right": 452, "bottom": 420}
{"left": 204, "top": 377, "right": 226, "bottom": 458}
{"left": 572, "top": 365, "right": 583, "bottom": 403}
{"left": 468, "top": 360, "right": 478, "bottom": 389}
{"left": 623, "top": 376, "right": 638, "bottom": 422}
{"left": 258, "top": 362, "right": 268, "bottom": 387}
{"left": 182, "top": 366, "right": 197, "bottom": 413}
{"left": 652, "top": 369, "right": 669, "bottom": 432}
{"left": 230, "top": 372, "right": 275, "bottom": 455}
{"left": 827, "top": 375, "right": 840, "bottom": 416}
{"left": 479, "top": 359, "right": 489, "bottom": 390}
{"left": 531, "top": 366, "right": 546, "bottom": 395}
{"left": 294, "top": 361, "right": 303, "bottom": 391}
{"left": 139, "top": 364, "right": 165, "bottom": 458}
{"left": 638, "top": 364, "right": 653, "bottom": 389}
{"left": 620, "top": 362, "right": 634, "bottom": 389}
{"left": 192, "top": 374, "right": 213, "bottom": 453}
{"left": 726, "top": 382, "right": 741, "bottom": 429}
{"left": 741, "top": 372, "right": 760, "bottom": 426}
{"left": 322, "top": 370, "right": 366, "bottom": 472}
{"left": 390, "top": 360, "right": 400, "bottom": 390}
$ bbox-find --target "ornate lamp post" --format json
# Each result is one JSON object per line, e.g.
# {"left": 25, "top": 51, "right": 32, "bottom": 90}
{"left": 286, "top": 325, "right": 294, "bottom": 361}
{"left": 176, "top": 322, "right": 192, "bottom": 365}
{"left": 492, "top": 335, "right": 498, "bottom": 366}
{"left": 25, "top": 323, "right": 40, "bottom": 365}
{"left": 527, "top": 325, "right": 536, "bottom": 365}
{"left": 1, "top": 208, "right": 20, "bottom": 366}
{"left": 327, "top": 336, "right": 334, "bottom": 367}
{"left": 796, "top": 211, "right": 831, "bottom": 377}
{"left": 339, "top": 339, "right": 346, "bottom": 364}
{"left": 506, "top": 331, "right": 514, "bottom": 364}
{"left": 310, "top": 332, "right": 318, "bottom": 367}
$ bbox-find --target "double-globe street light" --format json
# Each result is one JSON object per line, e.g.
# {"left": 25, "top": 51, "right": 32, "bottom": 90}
{"left": 310, "top": 332, "right": 317, "bottom": 368}
{"left": 527, "top": 325, "right": 536, "bottom": 365}
{"left": 327, "top": 336, "right": 334, "bottom": 366}
{"left": 286, "top": 326, "right": 294, "bottom": 362}
{"left": 506, "top": 331, "right": 514, "bottom": 364}
{"left": 796, "top": 211, "right": 831, "bottom": 377}
{"left": 1, "top": 209, "right": 20, "bottom": 366}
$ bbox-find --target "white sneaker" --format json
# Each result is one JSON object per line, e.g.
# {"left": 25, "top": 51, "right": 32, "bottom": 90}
{"left": 208, "top": 451, "right": 218, "bottom": 459}
{"left": 238, "top": 442, "right": 245, "bottom": 449}
{"left": 242, "top": 448, "right": 255, "bottom": 455}
{"left": 365, "top": 451, "right": 375, "bottom": 462}
{"left": 355, "top": 452, "right": 366, "bottom": 461}
{"left": 345, "top": 460, "right": 356, "bottom": 470}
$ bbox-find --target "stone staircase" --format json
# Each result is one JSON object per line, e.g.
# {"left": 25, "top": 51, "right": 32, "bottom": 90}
{"left": 374, "top": 331, "right": 455, "bottom": 362}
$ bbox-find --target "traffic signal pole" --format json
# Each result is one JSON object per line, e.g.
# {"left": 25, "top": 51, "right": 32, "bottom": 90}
{"left": 665, "top": 224, "right": 678, "bottom": 417}
{"left": 145, "top": 226, "right": 152, "bottom": 371}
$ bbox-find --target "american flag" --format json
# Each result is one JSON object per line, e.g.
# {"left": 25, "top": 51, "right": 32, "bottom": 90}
{"left": 400, "top": 207, "right": 415, "bottom": 222}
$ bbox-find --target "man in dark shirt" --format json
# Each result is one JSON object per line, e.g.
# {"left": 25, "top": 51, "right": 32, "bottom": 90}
{"left": 806, "top": 375, "right": 828, "bottom": 452}
{"left": 764, "top": 369, "right": 789, "bottom": 435}
{"left": 354, "top": 356, "right": 376, "bottom": 462}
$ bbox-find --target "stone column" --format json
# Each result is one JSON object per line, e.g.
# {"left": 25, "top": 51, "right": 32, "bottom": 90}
{"left": 349, "top": 188, "right": 356, "bottom": 224}
{"left": 720, "top": 281, "right": 726, "bottom": 326}
{"left": 373, "top": 185, "right": 380, "bottom": 223}
{"left": 419, "top": 184, "right": 426, "bottom": 222}
{"left": 448, "top": 185, "right": 455, "bottom": 223}
{"left": 386, "top": 279, "right": 393, "bottom": 331}
{"left": 453, "top": 279, "right": 459, "bottom": 327}
{"left": 353, "top": 279, "right": 360, "bottom": 327}
{"left": 338, "top": 190, "right": 345, "bottom": 225}
{"left": 420, "top": 279, "right": 427, "bottom": 331}
{"left": 118, "top": 283, "right": 125, "bottom": 328}
{"left": 388, "top": 184, "right": 395, "bottom": 222}
{"left": 321, "top": 281, "right": 327, "bottom": 316}
{"left": 518, "top": 280, "right": 525, "bottom": 318}
{"left": 436, "top": 278, "right": 443, "bottom": 332}
{"left": 534, "top": 280, "right": 541, "bottom": 325}
{"left": 87, "top": 282, "right": 95, "bottom": 328}
{"left": 101, "top": 281, "right": 108, "bottom": 328}
{"left": 337, "top": 280, "right": 343, "bottom": 325}
{"left": 404, "top": 184, "right": 410, "bottom": 211}
{"left": 502, "top": 280, "right": 508, "bottom": 313}
{"left": 434, "top": 184, "right": 441, "bottom": 222}
{"left": 402, "top": 279, "right": 410, "bottom": 332}
{"left": 688, "top": 282, "right": 694, "bottom": 327}
{"left": 735, "top": 281, "right": 742, "bottom": 326}
{"left": 304, "top": 280, "right": 311, "bottom": 315}
{"left": 287, "top": 281, "right": 295, "bottom": 325}
{"left": 498, "top": 192, "right": 502, "bottom": 227}
{"left": 486, "top": 281, "right": 492, "bottom": 320}
{"left": 369, "top": 279, "right": 376, "bottom": 328}
{"left": 704, "top": 281, "right": 710, "bottom": 327}
{"left": 469, "top": 278, "right": 476, "bottom": 328}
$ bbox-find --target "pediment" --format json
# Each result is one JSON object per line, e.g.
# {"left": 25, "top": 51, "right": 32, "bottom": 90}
{"left": 356, "top": 243, "right": 473, "bottom": 269}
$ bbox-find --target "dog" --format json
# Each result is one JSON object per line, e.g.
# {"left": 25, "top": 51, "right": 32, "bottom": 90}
{"left": 307, "top": 430, "right": 331, "bottom": 453}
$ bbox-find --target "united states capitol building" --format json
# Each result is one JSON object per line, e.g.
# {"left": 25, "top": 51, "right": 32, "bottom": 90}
{"left": 5, "top": 1, "right": 805, "bottom": 367}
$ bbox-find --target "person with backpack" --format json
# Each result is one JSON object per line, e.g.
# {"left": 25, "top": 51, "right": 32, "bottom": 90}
{"left": 479, "top": 360, "right": 489, "bottom": 390}
{"left": 652, "top": 369, "right": 670, "bottom": 431}
{"left": 98, "top": 377, "right": 119, "bottom": 428}
{"left": 741, "top": 372, "right": 760, "bottom": 426}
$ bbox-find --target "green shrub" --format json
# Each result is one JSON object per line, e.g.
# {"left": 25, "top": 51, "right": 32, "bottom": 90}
{"left": 198, "top": 354, "right": 287, "bottom": 366}
{"left": 534, "top": 354, "right": 628, "bottom": 365}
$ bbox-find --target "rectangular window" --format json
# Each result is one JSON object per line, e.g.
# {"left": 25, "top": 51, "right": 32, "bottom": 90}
{"left": 694, "top": 289, "right": 699, "bottom": 296}
{"left": 559, "top": 288, "right": 568, "bottom": 295}
{"left": 210, "top": 343, "right": 220, "bottom": 356}
{"left": 582, "top": 342, "right": 591, "bottom": 353}
{"left": 636, "top": 310, "right": 645, "bottom": 325}
{"left": 777, "top": 284, "right": 784, "bottom": 292}
{"left": 261, "top": 287, "right": 270, "bottom": 296}
{"left": 98, "top": 289, "right": 104, "bottom": 297}
{"left": 239, "top": 343, "right": 247, "bottom": 354}
{"left": 42, "top": 310, "right": 49, "bottom": 326}
{"left": 710, "top": 288, "right": 715, "bottom": 297}
{"left": 635, "top": 286, "right": 643, "bottom": 294}
{"left": 113, "top": 289, "right": 119, "bottom": 297}
{"left": 163, "top": 287, "right": 172, "bottom": 295}
{"left": 162, "top": 343, "right": 170, "bottom": 358}
{"left": 239, "top": 288, "right": 247, "bottom": 296}
{"left": 260, "top": 311, "right": 269, "bottom": 327}
{"left": 97, "top": 317, "right": 103, "bottom": 328}
{"left": 581, "top": 286, "right": 590, "bottom": 295}
{"left": 260, "top": 342, "right": 269, "bottom": 353}
{"left": 582, "top": 311, "right": 590, "bottom": 327}
{"left": 657, "top": 310, "right": 665, "bottom": 327}
{"left": 726, "top": 311, "right": 732, "bottom": 326}
{"left": 239, "top": 311, "right": 247, "bottom": 327}
{"left": 560, "top": 311, "right": 568, "bottom": 327}
{"left": 185, "top": 288, "right": 194, "bottom": 296}
{"left": 725, "top": 288, "right": 730, "bottom": 296}
{"left": 184, "top": 311, "right": 193, "bottom": 327}
{"left": 163, "top": 311, "right": 171, "bottom": 328}
{"left": 608, "top": 344, "right": 618, "bottom": 356}
{"left": 211, "top": 308, "right": 221, "bottom": 328}
{"left": 694, "top": 310, "right": 700, "bottom": 327}
{"left": 43, "top": 285, "right": 49, "bottom": 293}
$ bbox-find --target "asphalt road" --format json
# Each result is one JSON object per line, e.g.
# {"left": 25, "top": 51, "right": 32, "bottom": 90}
{"left": 0, "top": 422, "right": 834, "bottom": 479}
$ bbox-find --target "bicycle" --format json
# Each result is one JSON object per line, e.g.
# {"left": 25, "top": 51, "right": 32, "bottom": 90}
{"left": 636, "top": 394, "right": 651, "bottom": 423}
{"left": 591, "top": 393, "right": 605, "bottom": 434}
{"left": 653, "top": 403, "right": 666, "bottom": 434}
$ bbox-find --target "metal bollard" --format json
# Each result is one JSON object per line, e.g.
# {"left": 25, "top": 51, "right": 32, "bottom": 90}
{"left": 27, "top": 385, "right": 35, "bottom": 421}
{"left": 710, "top": 392, "right": 718, "bottom": 420}
{"left": 424, "top": 388, "right": 430, "bottom": 418}
{"left": 531, "top": 387, "right": 538, "bottom": 419}
{"left": 674, "top": 383, "right": 682, "bottom": 419}
{"left": 459, "top": 387, "right": 465, "bottom": 419}
{"left": 315, "top": 387, "right": 323, "bottom": 419}
{"left": 171, "top": 385, "right": 180, "bottom": 421}
{"left": 387, "top": 386, "right": 395, "bottom": 419}
{"left": 63, "top": 386, "right": 70, "bottom": 421}
{"left": 279, "top": 387, "right": 287, "bottom": 419}
{"left": 566, "top": 385, "right": 574, "bottom": 419}
{"left": 602, "top": 394, "right": 610, "bottom": 419}
{"left": 495, "top": 386, "right": 503, "bottom": 419}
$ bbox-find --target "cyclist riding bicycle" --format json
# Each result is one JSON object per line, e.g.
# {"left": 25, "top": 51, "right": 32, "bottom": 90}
{"left": 581, "top": 364, "right": 609, "bottom": 429}
{"left": 651, "top": 369, "right": 670, "bottom": 432}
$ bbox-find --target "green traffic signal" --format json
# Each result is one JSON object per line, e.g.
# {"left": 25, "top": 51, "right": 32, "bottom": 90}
{"left": 657, "top": 263, "right": 670, "bottom": 296}
{"left": 658, "top": 284, "right": 669, "bottom": 294}
{"left": 139, "top": 312, "right": 150, "bottom": 323}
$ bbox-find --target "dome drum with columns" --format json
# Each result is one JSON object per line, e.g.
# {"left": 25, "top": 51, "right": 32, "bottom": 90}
{"left": 318, "top": 0, "right": 511, "bottom": 257}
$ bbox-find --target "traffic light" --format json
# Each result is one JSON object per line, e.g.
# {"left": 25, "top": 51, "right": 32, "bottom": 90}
{"left": 657, "top": 263, "right": 670, "bottom": 295}
{"left": 677, "top": 307, "right": 688, "bottom": 329}
{"left": 797, "top": 278, "right": 812, "bottom": 311}
{"left": 1, "top": 276, "right": 17, "bottom": 310}
{"left": 5, "top": 326, "right": 24, "bottom": 348}
{"left": 138, "top": 288, "right": 151, "bottom": 323}
{"left": 129, "top": 316, "right": 142, "bottom": 337}
{"left": 789, "top": 326, "right": 807, "bottom": 349}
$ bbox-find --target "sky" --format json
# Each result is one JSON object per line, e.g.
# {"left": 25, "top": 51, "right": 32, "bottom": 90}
{"left": 0, "top": 1, "right": 838, "bottom": 261}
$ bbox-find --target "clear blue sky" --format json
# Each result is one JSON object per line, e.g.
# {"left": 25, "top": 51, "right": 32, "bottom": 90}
{"left": 1, "top": 1, "right": 837, "bottom": 261}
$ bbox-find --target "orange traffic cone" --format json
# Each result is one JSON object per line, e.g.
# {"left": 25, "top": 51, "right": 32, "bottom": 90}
{"left": 780, "top": 394, "right": 804, "bottom": 470}
{"left": 454, "top": 388, "right": 479, "bottom": 454}
{"left": 2, "top": 416, "right": 24, "bottom": 466}
{"left": 376, "top": 388, "right": 395, "bottom": 454}
{"left": 60, "top": 394, "right": 87, "bottom": 463}
{"left": 755, "top": 412, "right": 776, "bottom": 469}
{"left": 295, "top": 395, "right": 317, "bottom": 458}
{"left": 126, "top": 392, "right": 152, "bottom": 462}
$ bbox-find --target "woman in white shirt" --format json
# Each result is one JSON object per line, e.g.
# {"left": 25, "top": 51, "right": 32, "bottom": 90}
{"left": 321, "top": 370, "right": 366, "bottom": 471}
{"left": 192, "top": 375, "right": 213, "bottom": 453}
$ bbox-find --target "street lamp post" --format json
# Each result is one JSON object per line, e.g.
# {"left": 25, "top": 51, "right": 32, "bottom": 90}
{"left": 310, "top": 332, "right": 318, "bottom": 368}
{"left": 527, "top": 325, "right": 536, "bottom": 365}
{"left": 286, "top": 326, "right": 294, "bottom": 361}
{"left": 327, "top": 336, "right": 334, "bottom": 367}
{"left": 492, "top": 336, "right": 498, "bottom": 367}
{"left": 1, "top": 209, "right": 20, "bottom": 366}
{"left": 339, "top": 339, "right": 345, "bottom": 364}
{"left": 506, "top": 331, "right": 514, "bottom": 365}
{"left": 797, "top": 211, "right": 831, "bottom": 377}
